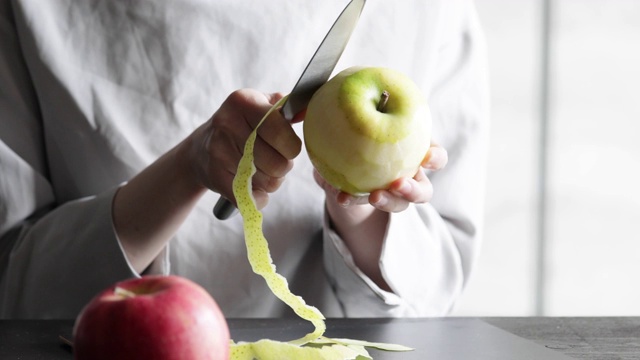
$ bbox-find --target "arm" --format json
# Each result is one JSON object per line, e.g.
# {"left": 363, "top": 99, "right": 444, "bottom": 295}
{"left": 0, "top": 88, "right": 300, "bottom": 318}
{"left": 1, "top": 4, "right": 301, "bottom": 316}
{"left": 321, "top": 2, "right": 490, "bottom": 316}
{"left": 0, "top": 5, "right": 140, "bottom": 317}
{"left": 314, "top": 143, "right": 448, "bottom": 292}
{"left": 3, "top": 0, "right": 298, "bottom": 318}
{"left": 113, "top": 90, "right": 301, "bottom": 273}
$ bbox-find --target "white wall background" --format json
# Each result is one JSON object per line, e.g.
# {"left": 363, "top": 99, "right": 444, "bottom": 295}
{"left": 452, "top": 0, "right": 640, "bottom": 316}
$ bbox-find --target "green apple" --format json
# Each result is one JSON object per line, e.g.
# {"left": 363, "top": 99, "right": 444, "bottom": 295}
{"left": 303, "top": 66, "right": 431, "bottom": 195}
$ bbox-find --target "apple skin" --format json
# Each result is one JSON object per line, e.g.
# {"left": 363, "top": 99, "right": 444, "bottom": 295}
{"left": 73, "top": 275, "right": 230, "bottom": 360}
{"left": 304, "top": 66, "right": 431, "bottom": 195}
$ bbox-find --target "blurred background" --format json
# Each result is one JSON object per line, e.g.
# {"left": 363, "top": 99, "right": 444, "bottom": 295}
{"left": 452, "top": 0, "right": 640, "bottom": 316}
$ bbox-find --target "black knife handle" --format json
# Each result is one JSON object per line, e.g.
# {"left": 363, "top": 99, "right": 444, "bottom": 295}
{"left": 213, "top": 197, "right": 238, "bottom": 220}
{"left": 213, "top": 105, "right": 288, "bottom": 220}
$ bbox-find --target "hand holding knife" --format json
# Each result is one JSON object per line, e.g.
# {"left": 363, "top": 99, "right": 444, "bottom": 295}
{"left": 213, "top": 0, "right": 366, "bottom": 220}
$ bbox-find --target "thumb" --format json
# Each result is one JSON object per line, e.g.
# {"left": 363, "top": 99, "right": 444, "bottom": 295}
{"left": 266, "top": 92, "right": 286, "bottom": 105}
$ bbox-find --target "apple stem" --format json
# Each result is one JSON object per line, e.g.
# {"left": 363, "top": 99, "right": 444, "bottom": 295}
{"left": 377, "top": 90, "right": 390, "bottom": 113}
{"left": 114, "top": 286, "right": 137, "bottom": 299}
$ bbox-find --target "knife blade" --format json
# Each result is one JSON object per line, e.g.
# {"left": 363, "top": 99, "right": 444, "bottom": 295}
{"left": 214, "top": 0, "right": 366, "bottom": 220}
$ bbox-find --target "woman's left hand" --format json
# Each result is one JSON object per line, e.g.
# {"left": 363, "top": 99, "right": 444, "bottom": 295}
{"left": 316, "top": 141, "right": 448, "bottom": 213}
{"left": 314, "top": 141, "right": 448, "bottom": 291}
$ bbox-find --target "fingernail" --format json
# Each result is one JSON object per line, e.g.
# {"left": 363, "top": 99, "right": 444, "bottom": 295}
{"left": 398, "top": 179, "right": 412, "bottom": 193}
{"left": 339, "top": 197, "right": 351, "bottom": 207}
{"left": 424, "top": 148, "right": 447, "bottom": 170}
{"left": 391, "top": 180, "right": 411, "bottom": 197}
{"left": 373, "top": 194, "right": 388, "bottom": 207}
{"left": 423, "top": 155, "right": 439, "bottom": 169}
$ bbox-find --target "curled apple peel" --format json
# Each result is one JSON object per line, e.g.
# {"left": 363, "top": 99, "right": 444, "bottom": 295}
{"left": 231, "top": 95, "right": 325, "bottom": 345}
{"left": 229, "top": 95, "right": 412, "bottom": 359}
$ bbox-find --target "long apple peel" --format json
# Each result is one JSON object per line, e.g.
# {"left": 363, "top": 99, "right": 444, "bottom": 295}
{"left": 231, "top": 95, "right": 325, "bottom": 345}
{"left": 231, "top": 339, "right": 367, "bottom": 360}
{"left": 228, "top": 94, "right": 413, "bottom": 359}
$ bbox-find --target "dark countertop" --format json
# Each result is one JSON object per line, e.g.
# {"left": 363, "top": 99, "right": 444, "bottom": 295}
{"left": 1, "top": 317, "right": 639, "bottom": 359}
{"left": 484, "top": 317, "right": 640, "bottom": 360}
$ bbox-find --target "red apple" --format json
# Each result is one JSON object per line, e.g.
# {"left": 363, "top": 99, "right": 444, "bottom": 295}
{"left": 73, "top": 275, "right": 229, "bottom": 360}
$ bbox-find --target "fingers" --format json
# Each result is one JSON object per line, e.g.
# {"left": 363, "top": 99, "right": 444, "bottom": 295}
{"left": 368, "top": 190, "right": 410, "bottom": 213}
{"left": 312, "top": 169, "right": 369, "bottom": 206}
{"left": 373, "top": 140, "right": 444, "bottom": 212}
{"left": 291, "top": 108, "right": 306, "bottom": 124}
{"left": 422, "top": 141, "right": 448, "bottom": 171}
{"left": 228, "top": 89, "right": 302, "bottom": 160}
{"left": 266, "top": 92, "right": 286, "bottom": 105}
{"left": 362, "top": 170, "right": 431, "bottom": 213}
{"left": 256, "top": 109, "right": 302, "bottom": 160}
{"left": 388, "top": 170, "right": 433, "bottom": 204}
{"left": 317, "top": 168, "right": 435, "bottom": 214}
{"left": 315, "top": 141, "right": 446, "bottom": 214}
{"left": 203, "top": 89, "right": 301, "bottom": 204}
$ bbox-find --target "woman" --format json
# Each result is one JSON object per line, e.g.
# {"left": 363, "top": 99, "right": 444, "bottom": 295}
{"left": 0, "top": 0, "right": 489, "bottom": 318}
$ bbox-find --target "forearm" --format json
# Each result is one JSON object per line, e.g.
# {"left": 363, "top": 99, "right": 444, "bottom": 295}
{"left": 325, "top": 201, "right": 391, "bottom": 291}
{"left": 113, "top": 135, "right": 207, "bottom": 273}
{"left": 0, "top": 188, "right": 144, "bottom": 318}
{"left": 324, "top": 203, "right": 474, "bottom": 317}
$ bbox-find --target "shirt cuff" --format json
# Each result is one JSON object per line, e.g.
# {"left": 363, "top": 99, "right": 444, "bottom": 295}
{"left": 322, "top": 209, "right": 403, "bottom": 317}
{"left": 110, "top": 183, "right": 171, "bottom": 277}
{"left": 380, "top": 204, "right": 463, "bottom": 315}
{"left": 323, "top": 204, "right": 462, "bottom": 317}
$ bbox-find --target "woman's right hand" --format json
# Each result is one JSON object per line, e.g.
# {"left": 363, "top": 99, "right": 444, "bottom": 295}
{"left": 187, "top": 89, "right": 302, "bottom": 209}
{"left": 114, "top": 89, "right": 301, "bottom": 272}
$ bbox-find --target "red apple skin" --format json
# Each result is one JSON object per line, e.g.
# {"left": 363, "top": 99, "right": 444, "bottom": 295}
{"left": 73, "top": 275, "right": 230, "bottom": 360}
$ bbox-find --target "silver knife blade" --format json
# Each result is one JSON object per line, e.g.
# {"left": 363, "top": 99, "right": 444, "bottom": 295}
{"left": 280, "top": 0, "right": 366, "bottom": 120}
{"left": 214, "top": 0, "right": 366, "bottom": 220}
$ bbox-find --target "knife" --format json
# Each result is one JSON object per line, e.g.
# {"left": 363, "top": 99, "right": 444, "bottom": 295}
{"left": 213, "top": 0, "right": 366, "bottom": 220}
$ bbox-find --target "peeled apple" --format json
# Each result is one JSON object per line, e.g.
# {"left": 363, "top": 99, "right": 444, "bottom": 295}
{"left": 303, "top": 66, "right": 431, "bottom": 195}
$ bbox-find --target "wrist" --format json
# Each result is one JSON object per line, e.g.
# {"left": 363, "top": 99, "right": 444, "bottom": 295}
{"left": 325, "top": 199, "right": 377, "bottom": 234}
{"left": 325, "top": 199, "right": 391, "bottom": 291}
{"left": 175, "top": 126, "right": 211, "bottom": 196}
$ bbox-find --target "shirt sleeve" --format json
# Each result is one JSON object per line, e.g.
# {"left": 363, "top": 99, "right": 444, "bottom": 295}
{"left": 0, "top": 174, "right": 171, "bottom": 319}
{"left": 322, "top": 1, "right": 490, "bottom": 317}
{"left": 0, "top": 187, "right": 170, "bottom": 319}
{"left": 0, "top": 1, "right": 168, "bottom": 319}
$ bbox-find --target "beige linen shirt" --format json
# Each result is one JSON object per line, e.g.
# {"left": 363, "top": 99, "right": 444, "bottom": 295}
{"left": 0, "top": 0, "right": 489, "bottom": 319}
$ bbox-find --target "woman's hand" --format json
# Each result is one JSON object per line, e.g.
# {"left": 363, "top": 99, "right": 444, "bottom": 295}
{"left": 114, "top": 89, "right": 300, "bottom": 272}
{"left": 318, "top": 142, "right": 448, "bottom": 214}
{"left": 189, "top": 89, "right": 302, "bottom": 209}
{"left": 315, "top": 142, "right": 448, "bottom": 291}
